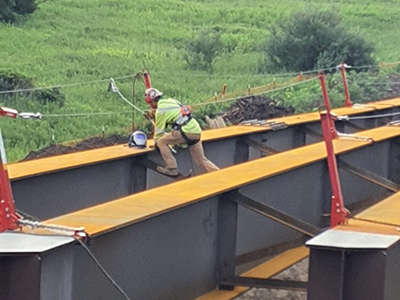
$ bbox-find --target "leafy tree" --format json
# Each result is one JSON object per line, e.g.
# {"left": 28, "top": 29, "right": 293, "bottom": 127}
{"left": 183, "top": 28, "right": 222, "bottom": 74}
{"left": 0, "top": 70, "right": 33, "bottom": 98}
{"left": 0, "top": 0, "right": 37, "bottom": 23}
{"left": 0, "top": 71, "right": 65, "bottom": 107}
{"left": 261, "top": 10, "right": 376, "bottom": 72}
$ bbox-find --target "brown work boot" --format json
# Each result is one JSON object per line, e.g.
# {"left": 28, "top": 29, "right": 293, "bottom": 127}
{"left": 156, "top": 166, "right": 179, "bottom": 177}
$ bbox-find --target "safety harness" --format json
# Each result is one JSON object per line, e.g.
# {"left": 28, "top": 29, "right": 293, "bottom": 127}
{"left": 171, "top": 105, "right": 200, "bottom": 146}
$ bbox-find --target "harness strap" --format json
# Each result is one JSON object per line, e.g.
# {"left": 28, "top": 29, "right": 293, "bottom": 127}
{"left": 179, "top": 127, "right": 200, "bottom": 146}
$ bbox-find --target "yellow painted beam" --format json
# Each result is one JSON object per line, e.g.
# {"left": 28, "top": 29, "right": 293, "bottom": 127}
{"left": 370, "top": 97, "right": 400, "bottom": 107}
{"left": 336, "top": 219, "right": 400, "bottom": 236}
{"left": 356, "top": 192, "right": 400, "bottom": 226}
{"left": 7, "top": 144, "right": 153, "bottom": 180}
{"left": 38, "top": 125, "right": 400, "bottom": 236}
{"left": 8, "top": 98, "right": 400, "bottom": 181}
{"left": 196, "top": 247, "right": 309, "bottom": 300}
{"left": 336, "top": 191, "right": 400, "bottom": 236}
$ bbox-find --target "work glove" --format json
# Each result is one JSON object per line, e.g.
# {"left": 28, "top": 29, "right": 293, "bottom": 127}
{"left": 143, "top": 109, "right": 155, "bottom": 120}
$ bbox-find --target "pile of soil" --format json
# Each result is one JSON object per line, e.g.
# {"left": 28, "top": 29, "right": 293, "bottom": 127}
{"left": 22, "top": 134, "right": 129, "bottom": 161}
{"left": 221, "top": 95, "right": 295, "bottom": 125}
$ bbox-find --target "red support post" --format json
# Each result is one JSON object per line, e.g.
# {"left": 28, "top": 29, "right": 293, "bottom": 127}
{"left": 143, "top": 72, "right": 152, "bottom": 89}
{"left": 320, "top": 110, "right": 349, "bottom": 227}
{"left": 318, "top": 72, "right": 337, "bottom": 139}
{"left": 0, "top": 133, "right": 19, "bottom": 232}
{"left": 222, "top": 84, "right": 227, "bottom": 96}
{"left": 318, "top": 72, "right": 350, "bottom": 227}
{"left": 340, "top": 62, "right": 352, "bottom": 108}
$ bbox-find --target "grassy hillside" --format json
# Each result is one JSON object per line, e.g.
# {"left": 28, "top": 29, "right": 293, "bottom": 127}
{"left": 1, "top": 0, "right": 400, "bottom": 161}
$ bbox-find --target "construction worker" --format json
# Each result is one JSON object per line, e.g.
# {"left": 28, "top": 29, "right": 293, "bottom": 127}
{"left": 145, "top": 88, "right": 220, "bottom": 177}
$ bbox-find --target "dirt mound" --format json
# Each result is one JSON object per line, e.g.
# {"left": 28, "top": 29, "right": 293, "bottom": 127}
{"left": 221, "top": 95, "right": 295, "bottom": 125}
{"left": 22, "top": 134, "right": 129, "bottom": 161}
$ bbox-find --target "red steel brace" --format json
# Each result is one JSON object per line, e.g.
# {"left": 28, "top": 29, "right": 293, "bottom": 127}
{"left": 0, "top": 143, "right": 19, "bottom": 232}
{"left": 143, "top": 72, "right": 152, "bottom": 89}
{"left": 319, "top": 72, "right": 337, "bottom": 139}
{"left": 318, "top": 72, "right": 350, "bottom": 227}
{"left": 222, "top": 84, "right": 227, "bottom": 96}
{"left": 0, "top": 131, "right": 88, "bottom": 239}
{"left": 340, "top": 62, "right": 352, "bottom": 108}
{"left": 142, "top": 71, "right": 154, "bottom": 137}
{"left": 0, "top": 107, "right": 18, "bottom": 119}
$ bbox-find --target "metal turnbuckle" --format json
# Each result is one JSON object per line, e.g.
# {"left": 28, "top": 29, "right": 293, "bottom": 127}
{"left": 18, "top": 218, "right": 88, "bottom": 240}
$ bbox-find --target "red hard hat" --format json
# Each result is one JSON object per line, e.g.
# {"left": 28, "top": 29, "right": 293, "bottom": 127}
{"left": 145, "top": 88, "right": 162, "bottom": 103}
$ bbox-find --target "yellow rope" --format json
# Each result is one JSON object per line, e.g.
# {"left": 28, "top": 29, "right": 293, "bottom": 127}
{"left": 379, "top": 61, "right": 400, "bottom": 68}
{"left": 204, "top": 74, "right": 314, "bottom": 103}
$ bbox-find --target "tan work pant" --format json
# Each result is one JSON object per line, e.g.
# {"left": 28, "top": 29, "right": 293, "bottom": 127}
{"left": 156, "top": 130, "right": 220, "bottom": 172}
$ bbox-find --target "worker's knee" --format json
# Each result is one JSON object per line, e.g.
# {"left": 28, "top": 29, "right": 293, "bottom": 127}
{"left": 191, "top": 155, "right": 203, "bottom": 167}
{"left": 156, "top": 137, "right": 169, "bottom": 147}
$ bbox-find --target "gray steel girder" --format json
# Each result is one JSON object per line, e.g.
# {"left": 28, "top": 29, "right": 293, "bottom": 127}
{"left": 10, "top": 107, "right": 400, "bottom": 220}
{"left": 3, "top": 137, "right": 400, "bottom": 300}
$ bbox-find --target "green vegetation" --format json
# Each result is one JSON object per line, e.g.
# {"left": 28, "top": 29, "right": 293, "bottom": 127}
{"left": 184, "top": 28, "right": 222, "bottom": 73}
{"left": 262, "top": 10, "right": 375, "bottom": 72}
{"left": 0, "top": 0, "right": 37, "bottom": 23}
{"left": 1, "top": 0, "right": 400, "bottom": 162}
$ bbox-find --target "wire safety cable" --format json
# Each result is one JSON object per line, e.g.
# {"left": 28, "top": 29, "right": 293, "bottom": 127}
{"left": 75, "top": 238, "right": 132, "bottom": 300}
{"left": 8, "top": 231, "right": 132, "bottom": 300}
{"left": 0, "top": 76, "right": 320, "bottom": 119}
{"left": 115, "top": 89, "right": 146, "bottom": 115}
{"left": 3, "top": 61, "right": 398, "bottom": 95}
{"left": 42, "top": 111, "right": 132, "bottom": 118}
{"left": 344, "top": 111, "right": 400, "bottom": 121}
{"left": 351, "top": 62, "right": 400, "bottom": 70}
{"left": 347, "top": 80, "right": 400, "bottom": 85}
{"left": 352, "top": 216, "right": 400, "bottom": 229}
{"left": 42, "top": 76, "right": 320, "bottom": 118}
{"left": 109, "top": 78, "right": 155, "bottom": 126}
{"left": 131, "top": 72, "right": 145, "bottom": 131}
{"left": 0, "top": 74, "right": 134, "bottom": 95}
{"left": 16, "top": 209, "right": 41, "bottom": 222}
{"left": 3, "top": 74, "right": 365, "bottom": 119}
{"left": 155, "top": 67, "right": 332, "bottom": 79}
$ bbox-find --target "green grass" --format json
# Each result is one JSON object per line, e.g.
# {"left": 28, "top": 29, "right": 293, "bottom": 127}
{"left": 1, "top": 0, "right": 400, "bottom": 161}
